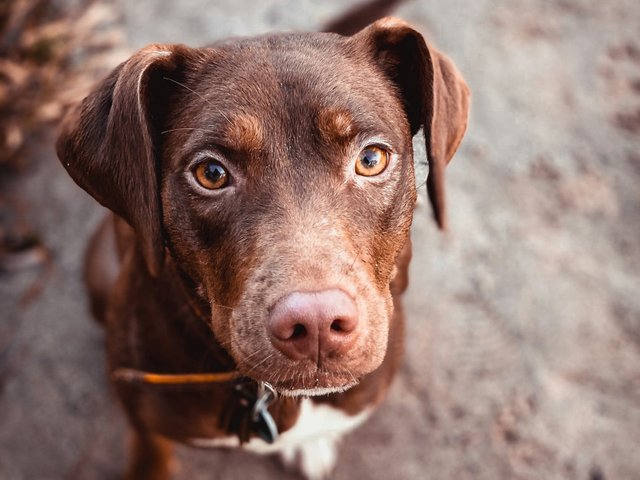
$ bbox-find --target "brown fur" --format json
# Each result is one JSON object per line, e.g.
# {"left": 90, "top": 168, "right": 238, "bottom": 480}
{"left": 221, "top": 114, "right": 264, "bottom": 153}
{"left": 316, "top": 108, "right": 354, "bottom": 142}
{"left": 56, "top": 16, "right": 469, "bottom": 480}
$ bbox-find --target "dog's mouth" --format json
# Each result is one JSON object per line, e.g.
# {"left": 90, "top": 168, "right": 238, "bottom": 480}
{"left": 244, "top": 368, "right": 360, "bottom": 397}
{"left": 276, "top": 382, "right": 358, "bottom": 397}
{"left": 274, "top": 377, "right": 360, "bottom": 397}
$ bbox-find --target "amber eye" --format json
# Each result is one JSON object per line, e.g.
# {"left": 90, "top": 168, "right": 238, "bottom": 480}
{"left": 355, "top": 146, "right": 389, "bottom": 176}
{"left": 193, "top": 161, "right": 229, "bottom": 190}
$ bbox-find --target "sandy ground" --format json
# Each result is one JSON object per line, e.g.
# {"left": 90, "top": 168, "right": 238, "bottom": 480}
{"left": 1, "top": 0, "right": 639, "bottom": 479}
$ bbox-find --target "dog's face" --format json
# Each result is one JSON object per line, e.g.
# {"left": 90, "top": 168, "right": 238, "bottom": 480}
{"left": 57, "top": 18, "right": 469, "bottom": 396}
{"left": 160, "top": 33, "right": 417, "bottom": 394}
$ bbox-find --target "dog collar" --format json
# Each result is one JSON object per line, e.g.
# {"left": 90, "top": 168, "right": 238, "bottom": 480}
{"left": 112, "top": 368, "right": 279, "bottom": 444}
{"left": 112, "top": 368, "right": 241, "bottom": 384}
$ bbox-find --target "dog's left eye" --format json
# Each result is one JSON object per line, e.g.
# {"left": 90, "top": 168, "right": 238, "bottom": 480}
{"left": 355, "top": 146, "right": 389, "bottom": 176}
{"left": 193, "top": 160, "right": 230, "bottom": 190}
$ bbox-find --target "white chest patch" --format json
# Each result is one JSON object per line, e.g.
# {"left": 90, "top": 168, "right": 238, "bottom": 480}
{"left": 189, "top": 399, "right": 371, "bottom": 479}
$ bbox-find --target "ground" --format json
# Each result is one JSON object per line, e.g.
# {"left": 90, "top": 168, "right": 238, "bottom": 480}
{"left": 1, "top": 0, "right": 639, "bottom": 479}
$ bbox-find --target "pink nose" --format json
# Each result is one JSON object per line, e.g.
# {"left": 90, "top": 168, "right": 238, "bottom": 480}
{"left": 268, "top": 289, "right": 359, "bottom": 362}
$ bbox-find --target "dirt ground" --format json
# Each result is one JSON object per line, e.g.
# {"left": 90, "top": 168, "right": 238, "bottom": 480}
{"left": 1, "top": 0, "right": 639, "bottom": 479}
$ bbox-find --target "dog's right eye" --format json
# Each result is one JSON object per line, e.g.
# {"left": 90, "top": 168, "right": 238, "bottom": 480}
{"left": 193, "top": 161, "right": 229, "bottom": 190}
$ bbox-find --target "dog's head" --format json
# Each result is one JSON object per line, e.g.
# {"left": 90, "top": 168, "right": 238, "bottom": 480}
{"left": 57, "top": 18, "right": 469, "bottom": 396}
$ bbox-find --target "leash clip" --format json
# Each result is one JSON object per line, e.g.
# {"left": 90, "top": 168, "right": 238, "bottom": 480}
{"left": 252, "top": 381, "right": 277, "bottom": 420}
{"left": 251, "top": 381, "right": 279, "bottom": 444}
{"left": 233, "top": 379, "right": 279, "bottom": 444}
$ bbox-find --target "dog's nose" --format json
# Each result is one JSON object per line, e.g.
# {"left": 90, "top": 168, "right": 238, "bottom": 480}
{"left": 268, "top": 289, "right": 359, "bottom": 362}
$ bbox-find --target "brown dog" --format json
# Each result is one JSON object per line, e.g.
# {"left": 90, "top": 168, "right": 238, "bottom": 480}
{"left": 56, "top": 14, "right": 469, "bottom": 480}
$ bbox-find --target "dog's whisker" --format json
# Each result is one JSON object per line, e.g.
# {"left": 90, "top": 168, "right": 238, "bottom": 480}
{"left": 347, "top": 249, "right": 361, "bottom": 275}
{"left": 210, "top": 301, "right": 235, "bottom": 312}
{"left": 247, "top": 352, "right": 275, "bottom": 374}
{"left": 161, "top": 123, "right": 233, "bottom": 136}
{"left": 341, "top": 366, "right": 358, "bottom": 387}
{"left": 273, "top": 367, "right": 286, "bottom": 387}
{"left": 163, "top": 77, "right": 232, "bottom": 124}
{"left": 161, "top": 127, "right": 212, "bottom": 135}
{"left": 242, "top": 347, "right": 270, "bottom": 364}
{"left": 163, "top": 77, "right": 214, "bottom": 108}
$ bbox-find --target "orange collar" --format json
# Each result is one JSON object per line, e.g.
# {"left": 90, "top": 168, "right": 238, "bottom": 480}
{"left": 112, "top": 368, "right": 241, "bottom": 385}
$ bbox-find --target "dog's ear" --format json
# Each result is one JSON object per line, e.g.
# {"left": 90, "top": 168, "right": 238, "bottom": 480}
{"left": 56, "top": 44, "right": 193, "bottom": 275}
{"left": 355, "top": 18, "right": 470, "bottom": 229}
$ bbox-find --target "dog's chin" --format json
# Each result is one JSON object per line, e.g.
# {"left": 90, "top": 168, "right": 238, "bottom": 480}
{"left": 243, "top": 368, "right": 361, "bottom": 397}
{"left": 276, "top": 381, "right": 359, "bottom": 397}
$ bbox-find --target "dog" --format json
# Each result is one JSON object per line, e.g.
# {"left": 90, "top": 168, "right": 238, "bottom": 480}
{"left": 56, "top": 7, "right": 469, "bottom": 479}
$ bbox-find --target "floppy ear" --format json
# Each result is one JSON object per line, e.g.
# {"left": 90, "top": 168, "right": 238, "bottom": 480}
{"left": 56, "top": 44, "right": 193, "bottom": 275}
{"left": 355, "top": 18, "right": 470, "bottom": 229}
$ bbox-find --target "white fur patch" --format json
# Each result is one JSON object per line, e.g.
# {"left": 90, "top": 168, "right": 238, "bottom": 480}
{"left": 278, "top": 382, "right": 358, "bottom": 398}
{"left": 189, "top": 399, "right": 371, "bottom": 479}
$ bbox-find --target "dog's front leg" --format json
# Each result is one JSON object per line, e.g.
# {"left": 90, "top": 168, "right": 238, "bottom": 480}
{"left": 126, "top": 429, "right": 174, "bottom": 480}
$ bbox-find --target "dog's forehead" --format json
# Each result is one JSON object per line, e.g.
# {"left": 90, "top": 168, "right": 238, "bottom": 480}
{"left": 179, "top": 32, "right": 404, "bottom": 137}
{"left": 210, "top": 31, "right": 360, "bottom": 82}
{"left": 162, "top": 32, "right": 410, "bottom": 170}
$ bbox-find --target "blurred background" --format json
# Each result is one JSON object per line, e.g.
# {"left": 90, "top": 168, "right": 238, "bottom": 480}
{"left": 1, "top": 0, "right": 639, "bottom": 478}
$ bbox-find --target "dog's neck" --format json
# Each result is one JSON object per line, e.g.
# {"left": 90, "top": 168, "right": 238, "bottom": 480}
{"left": 163, "top": 253, "right": 238, "bottom": 372}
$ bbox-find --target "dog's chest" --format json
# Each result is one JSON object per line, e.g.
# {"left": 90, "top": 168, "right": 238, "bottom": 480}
{"left": 189, "top": 398, "right": 370, "bottom": 452}
{"left": 189, "top": 398, "right": 370, "bottom": 479}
